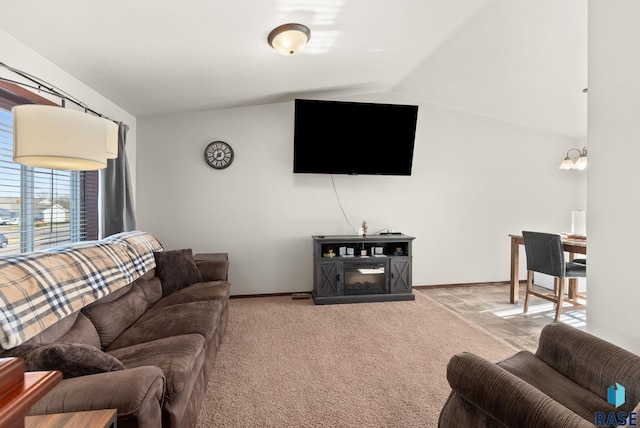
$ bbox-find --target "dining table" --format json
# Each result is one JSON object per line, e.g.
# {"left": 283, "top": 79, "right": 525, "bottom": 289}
{"left": 509, "top": 233, "right": 587, "bottom": 304}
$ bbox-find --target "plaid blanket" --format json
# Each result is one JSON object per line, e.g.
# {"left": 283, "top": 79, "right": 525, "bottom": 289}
{"left": 0, "top": 230, "right": 163, "bottom": 350}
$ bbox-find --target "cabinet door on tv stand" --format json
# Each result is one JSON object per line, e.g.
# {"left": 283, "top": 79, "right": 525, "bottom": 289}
{"left": 315, "top": 259, "right": 343, "bottom": 297}
{"left": 389, "top": 257, "right": 412, "bottom": 294}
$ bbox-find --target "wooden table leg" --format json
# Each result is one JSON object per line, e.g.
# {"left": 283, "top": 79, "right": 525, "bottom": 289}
{"left": 567, "top": 251, "right": 577, "bottom": 299}
{"left": 568, "top": 279, "right": 577, "bottom": 300}
{"left": 510, "top": 236, "right": 519, "bottom": 304}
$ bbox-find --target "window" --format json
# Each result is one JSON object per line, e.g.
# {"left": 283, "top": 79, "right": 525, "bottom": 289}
{"left": 0, "top": 88, "right": 98, "bottom": 255}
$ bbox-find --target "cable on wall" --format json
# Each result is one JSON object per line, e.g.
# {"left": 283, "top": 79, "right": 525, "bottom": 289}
{"left": 330, "top": 175, "right": 357, "bottom": 234}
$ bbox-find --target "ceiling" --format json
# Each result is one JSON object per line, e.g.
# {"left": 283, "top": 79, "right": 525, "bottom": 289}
{"left": 0, "top": 0, "right": 587, "bottom": 139}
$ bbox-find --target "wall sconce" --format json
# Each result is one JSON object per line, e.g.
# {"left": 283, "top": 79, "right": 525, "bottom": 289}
{"left": 12, "top": 105, "right": 118, "bottom": 171}
{"left": 268, "top": 23, "right": 311, "bottom": 55}
{"left": 559, "top": 147, "right": 588, "bottom": 170}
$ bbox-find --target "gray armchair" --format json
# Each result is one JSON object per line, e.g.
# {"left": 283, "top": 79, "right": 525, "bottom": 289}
{"left": 439, "top": 323, "right": 640, "bottom": 427}
{"left": 522, "top": 231, "right": 586, "bottom": 321}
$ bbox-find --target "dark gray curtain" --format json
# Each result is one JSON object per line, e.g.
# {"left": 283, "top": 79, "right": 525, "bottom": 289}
{"left": 100, "top": 122, "right": 136, "bottom": 238}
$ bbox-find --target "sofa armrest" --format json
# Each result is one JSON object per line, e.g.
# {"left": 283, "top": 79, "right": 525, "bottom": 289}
{"left": 535, "top": 322, "right": 640, "bottom": 410}
{"left": 443, "top": 352, "right": 593, "bottom": 428}
{"left": 194, "top": 253, "right": 229, "bottom": 281}
{"left": 28, "top": 366, "right": 164, "bottom": 426}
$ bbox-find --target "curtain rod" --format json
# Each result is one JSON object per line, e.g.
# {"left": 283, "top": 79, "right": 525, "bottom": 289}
{"left": 0, "top": 60, "right": 117, "bottom": 123}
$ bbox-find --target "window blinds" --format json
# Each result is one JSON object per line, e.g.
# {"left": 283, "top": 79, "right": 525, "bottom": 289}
{"left": 0, "top": 106, "right": 98, "bottom": 255}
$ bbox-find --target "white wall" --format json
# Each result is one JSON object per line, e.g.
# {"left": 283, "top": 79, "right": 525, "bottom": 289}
{"left": 0, "top": 24, "right": 587, "bottom": 298}
{"left": 0, "top": 28, "right": 137, "bottom": 189}
{"left": 137, "top": 93, "right": 586, "bottom": 295}
{"left": 587, "top": 1, "right": 640, "bottom": 354}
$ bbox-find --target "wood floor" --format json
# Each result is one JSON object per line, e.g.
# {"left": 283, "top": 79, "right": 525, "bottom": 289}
{"left": 418, "top": 282, "right": 586, "bottom": 353}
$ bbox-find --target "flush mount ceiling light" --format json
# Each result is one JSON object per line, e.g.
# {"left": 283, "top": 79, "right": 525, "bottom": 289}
{"left": 559, "top": 147, "right": 588, "bottom": 170}
{"left": 268, "top": 23, "right": 311, "bottom": 55}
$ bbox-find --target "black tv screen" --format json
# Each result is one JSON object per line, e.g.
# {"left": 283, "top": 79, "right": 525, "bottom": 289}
{"left": 293, "top": 99, "right": 418, "bottom": 175}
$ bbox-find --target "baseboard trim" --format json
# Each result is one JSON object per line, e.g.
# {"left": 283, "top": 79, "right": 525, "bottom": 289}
{"left": 231, "top": 281, "right": 528, "bottom": 298}
{"left": 230, "top": 292, "right": 310, "bottom": 299}
{"left": 413, "top": 280, "right": 524, "bottom": 289}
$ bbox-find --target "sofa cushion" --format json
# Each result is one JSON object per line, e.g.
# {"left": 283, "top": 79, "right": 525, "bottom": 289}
{"left": 154, "top": 249, "right": 203, "bottom": 296}
{"left": 151, "top": 281, "right": 230, "bottom": 310}
{"left": 23, "top": 312, "right": 101, "bottom": 349}
{"left": 136, "top": 276, "right": 163, "bottom": 308}
{"left": 1, "top": 343, "right": 126, "bottom": 379}
{"left": 107, "top": 300, "right": 223, "bottom": 351}
{"left": 82, "top": 284, "right": 148, "bottom": 349}
{"left": 108, "top": 334, "right": 205, "bottom": 401}
{"left": 56, "top": 312, "right": 102, "bottom": 348}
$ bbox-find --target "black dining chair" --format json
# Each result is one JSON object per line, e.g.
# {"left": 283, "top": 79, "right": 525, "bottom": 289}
{"left": 522, "top": 231, "right": 587, "bottom": 322}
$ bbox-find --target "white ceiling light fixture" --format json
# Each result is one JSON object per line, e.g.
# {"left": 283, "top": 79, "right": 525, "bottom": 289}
{"left": 12, "top": 105, "right": 112, "bottom": 170}
{"left": 268, "top": 23, "right": 311, "bottom": 55}
{"left": 559, "top": 147, "right": 587, "bottom": 170}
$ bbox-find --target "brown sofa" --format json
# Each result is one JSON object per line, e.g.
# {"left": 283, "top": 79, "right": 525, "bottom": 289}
{"left": 439, "top": 322, "right": 640, "bottom": 428}
{"left": 0, "top": 232, "right": 230, "bottom": 428}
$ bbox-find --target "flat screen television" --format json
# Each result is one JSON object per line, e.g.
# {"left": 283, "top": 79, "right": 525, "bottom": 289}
{"left": 293, "top": 99, "right": 418, "bottom": 176}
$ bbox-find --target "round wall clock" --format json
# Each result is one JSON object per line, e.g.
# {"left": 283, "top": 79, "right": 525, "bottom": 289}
{"left": 204, "top": 141, "right": 234, "bottom": 169}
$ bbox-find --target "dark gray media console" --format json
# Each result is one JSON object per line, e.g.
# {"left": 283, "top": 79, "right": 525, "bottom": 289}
{"left": 311, "top": 234, "right": 415, "bottom": 304}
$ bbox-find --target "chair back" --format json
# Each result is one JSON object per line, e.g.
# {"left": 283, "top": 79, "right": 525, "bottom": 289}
{"left": 522, "top": 231, "right": 565, "bottom": 278}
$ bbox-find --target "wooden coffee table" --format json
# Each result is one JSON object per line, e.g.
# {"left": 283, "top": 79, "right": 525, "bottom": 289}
{"left": 25, "top": 409, "right": 117, "bottom": 428}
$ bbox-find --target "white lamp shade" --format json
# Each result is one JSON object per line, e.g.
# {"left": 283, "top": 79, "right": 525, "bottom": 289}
{"left": 559, "top": 158, "right": 574, "bottom": 169}
{"left": 12, "top": 104, "right": 108, "bottom": 170}
{"left": 574, "top": 155, "right": 588, "bottom": 170}
{"left": 268, "top": 24, "right": 310, "bottom": 55}
{"left": 105, "top": 119, "right": 118, "bottom": 159}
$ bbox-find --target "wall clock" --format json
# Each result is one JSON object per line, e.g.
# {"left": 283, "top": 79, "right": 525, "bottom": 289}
{"left": 204, "top": 141, "right": 234, "bottom": 169}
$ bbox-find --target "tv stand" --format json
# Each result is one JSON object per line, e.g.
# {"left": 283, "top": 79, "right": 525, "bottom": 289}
{"left": 311, "top": 234, "right": 415, "bottom": 305}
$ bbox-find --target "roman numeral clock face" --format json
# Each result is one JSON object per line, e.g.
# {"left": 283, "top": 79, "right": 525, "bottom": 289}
{"left": 204, "top": 141, "right": 234, "bottom": 169}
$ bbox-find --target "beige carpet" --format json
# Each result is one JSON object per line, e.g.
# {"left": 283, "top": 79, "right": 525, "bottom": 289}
{"left": 196, "top": 292, "right": 519, "bottom": 428}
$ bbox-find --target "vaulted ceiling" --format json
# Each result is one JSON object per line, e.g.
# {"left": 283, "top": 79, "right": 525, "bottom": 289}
{"left": 0, "top": 0, "right": 587, "bottom": 139}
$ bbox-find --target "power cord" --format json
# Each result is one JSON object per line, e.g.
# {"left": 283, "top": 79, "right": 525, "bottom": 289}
{"left": 330, "top": 175, "right": 358, "bottom": 234}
